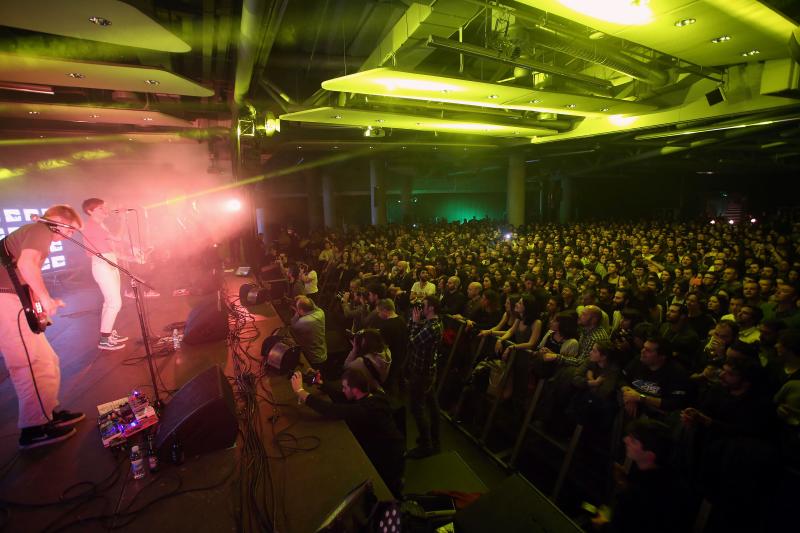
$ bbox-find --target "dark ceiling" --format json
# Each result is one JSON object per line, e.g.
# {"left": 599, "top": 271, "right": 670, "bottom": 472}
{"left": 1, "top": 0, "right": 800, "bottom": 182}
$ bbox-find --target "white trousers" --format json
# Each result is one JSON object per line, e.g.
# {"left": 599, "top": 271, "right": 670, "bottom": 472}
{"left": 0, "top": 294, "right": 61, "bottom": 428}
{"left": 92, "top": 253, "right": 122, "bottom": 334}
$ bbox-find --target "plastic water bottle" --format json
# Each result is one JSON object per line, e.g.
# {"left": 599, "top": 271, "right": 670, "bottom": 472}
{"left": 130, "top": 445, "right": 146, "bottom": 479}
{"left": 172, "top": 328, "right": 180, "bottom": 351}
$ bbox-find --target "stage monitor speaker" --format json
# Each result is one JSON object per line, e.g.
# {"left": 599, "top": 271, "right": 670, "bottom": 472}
{"left": 261, "top": 335, "right": 302, "bottom": 375}
{"left": 154, "top": 365, "right": 237, "bottom": 460}
{"left": 239, "top": 283, "right": 269, "bottom": 306}
{"left": 705, "top": 87, "right": 726, "bottom": 106}
{"left": 183, "top": 295, "right": 229, "bottom": 345}
{"left": 453, "top": 474, "right": 582, "bottom": 533}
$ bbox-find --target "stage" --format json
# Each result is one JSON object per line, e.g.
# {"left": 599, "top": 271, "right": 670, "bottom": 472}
{"left": 0, "top": 271, "right": 391, "bottom": 532}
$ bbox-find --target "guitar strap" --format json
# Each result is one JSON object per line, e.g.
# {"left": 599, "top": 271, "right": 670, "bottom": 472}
{"left": 0, "top": 236, "right": 46, "bottom": 333}
{"left": 0, "top": 237, "right": 27, "bottom": 299}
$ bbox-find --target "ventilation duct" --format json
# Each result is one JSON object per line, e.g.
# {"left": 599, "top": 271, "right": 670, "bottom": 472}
{"left": 427, "top": 35, "right": 612, "bottom": 89}
{"left": 516, "top": 25, "right": 670, "bottom": 87}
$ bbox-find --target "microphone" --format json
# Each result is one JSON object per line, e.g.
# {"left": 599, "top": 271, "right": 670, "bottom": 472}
{"left": 111, "top": 209, "right": 136, "bottom": 213}
{"left": 30, "top": 215, "right": 76, "bottom": 230}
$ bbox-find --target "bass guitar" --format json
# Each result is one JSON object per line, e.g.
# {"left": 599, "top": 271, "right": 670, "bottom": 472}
{"left": 0, "top": 237, "right": 49, "bottom": 334}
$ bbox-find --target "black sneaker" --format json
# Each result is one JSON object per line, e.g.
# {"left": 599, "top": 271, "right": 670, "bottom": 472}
{"left": 405, "top": 446, "right": 439, "bottom": 460}
{"left": 52, "top": 409, "right": 85, "bottom": 428}
{"left": 19, "top": 424, "right": 76, "bottom": 450}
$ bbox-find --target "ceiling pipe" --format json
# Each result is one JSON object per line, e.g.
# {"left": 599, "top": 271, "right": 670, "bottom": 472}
{"left": 521, "top": 25, "right": 670, "bottom": 87}
{"left": 427, "top": 35, "right": 613, "bottom": 90}
{"left": 258, "top": 78, "right": 295, "bottom": 113}
{"left": 234, "top": 0, "right": 288, "bottom": 104}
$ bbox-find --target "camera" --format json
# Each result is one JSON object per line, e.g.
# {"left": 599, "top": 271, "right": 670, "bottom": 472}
{"left": 345, "top": 329, "right": 366, "bottom": 342}
{"left": 302, "top": 369, "right": 321, "bottom": 386}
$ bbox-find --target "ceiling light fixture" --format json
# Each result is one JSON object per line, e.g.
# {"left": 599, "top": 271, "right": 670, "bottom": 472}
{"left": 89, "top": 114, "right": 100, "bottom": 118}
{"left": 332, "top": 114, "right": 342, "bottom": 119}
{"left": 145, "top": 79, "right": 160, "bottom": 86}
{"left": 488, "top": 94, "right": 499, "bottom": 99}
{"left": 609, "top": 114, "right": 637, "bottom": 127}
{"left": 530, "top": 99, "right": 542, "bottom": 104}
{"left": 88, "top": 16, "right": 112, "bottom": 26}
{"left": 27, "top": 110, "right": 39, "bottom": 115}
{"left": 67, "top": 72, "right": 85, "bottom": 79}
{"left": 741, "top": 49, "right": 760, "bottom": 57}
{"left": 558, "top": 0, "right": 653, "bottom": 25}
{"left": 711, "top": 35, "right": 731, "bottom": 43}
{"left": 600, "top": 107, "right": 609, "bottom": 112}
{"left": 674, "top": 18, "right": 696, "bottom": 27}
{"left": 376, "top": 119, "right": 385, "bottom": 123}
{"left": 565, "top": 104, "right": 577, "bottom": 109}
{"left": 143, "top": 117, "right": 153, "bottom": 121}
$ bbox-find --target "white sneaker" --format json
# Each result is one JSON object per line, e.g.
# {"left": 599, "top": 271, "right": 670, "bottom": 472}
{"left": 98, "top": 337, "right": 125, "bottom": 351}
{"left": 110, "top": 330, "right": 129, "bottom": 343}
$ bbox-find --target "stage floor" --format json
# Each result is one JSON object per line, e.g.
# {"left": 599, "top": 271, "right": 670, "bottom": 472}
{"left": 0, "top": 272, "right": 393, "bottom": 532}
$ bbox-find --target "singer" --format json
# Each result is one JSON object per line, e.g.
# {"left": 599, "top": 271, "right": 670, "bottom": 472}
{"left": 81, "top": 198, "right": 130, "bottom": 351}
{"left": 0, "top": 204, "right": 86, "bottom": 449}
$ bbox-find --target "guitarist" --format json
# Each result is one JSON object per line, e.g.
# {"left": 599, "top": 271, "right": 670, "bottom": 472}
{"left": 81, "top": 198, "right": 130, "bottom": 351}
{"left": 0, "top": 204, "right": 86, "bottom": 449}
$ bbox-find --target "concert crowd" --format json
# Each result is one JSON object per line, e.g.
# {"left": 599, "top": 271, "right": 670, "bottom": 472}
{"left": 272, "top": 215, "right": 800, "bottom": 532}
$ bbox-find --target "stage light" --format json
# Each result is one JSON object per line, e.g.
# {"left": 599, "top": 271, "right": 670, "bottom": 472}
{"left": 750, "top": 218, "right": 757, "bottom": 224}
{"left": 225, "top": 199, "right": 242, "bottom": 212}
{"left": 710, "top": 220, "right": 716, "bottom": 225}
{"left": 263, "top": 112, "right": 280, "bottom": 136}
{"left": 728, "top": 219, "right": 735, "bottom": 225}
{"left": 504, "top": 233, "right": 512, "bottom": 240}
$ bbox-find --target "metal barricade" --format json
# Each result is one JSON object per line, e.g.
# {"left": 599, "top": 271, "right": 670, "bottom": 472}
{"left": 436, "top": 315, "right": 468, "bottom": 399}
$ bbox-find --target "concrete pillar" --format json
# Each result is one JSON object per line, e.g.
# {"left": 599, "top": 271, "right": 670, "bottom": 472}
{"left": 306, "top": 172, "right": 322, "bottom": 231}
{"left": 538, "top": 178, "right": 547, "bottom": 222}
{"left": 507, "top": 152, "right": 525, "bottom": 227}
{"left": 559, "top": 176, "right": 573, "bottom": 223}
{"left": 322, "top": 174, "right": 336, "bottom": 228}
{"left": 369, "top": 159, "right": 387, "bottom": 226}
{"left": 401, "top": 175, "right": 413, "bottom": 224}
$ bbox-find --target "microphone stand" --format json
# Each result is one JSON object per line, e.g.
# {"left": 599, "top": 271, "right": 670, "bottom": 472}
{"left": 50, "top": 226, "right": 164, "bottom": 411}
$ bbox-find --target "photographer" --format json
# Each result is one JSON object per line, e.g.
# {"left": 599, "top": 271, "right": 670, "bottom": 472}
{"left": 340, "top": 279, "right": 369, "bottom": 330}
{"left": 287, "top": 264, "right": 305, "bottom": 298}
{"left": 291, "top": 367, "right": 405, "bottom": 497}
{"left": 344, "top": 329, "right": 392, "bottom": 392}
{"left": 406, "top": 295, "right": 444, "bottom": 459}
{"left": 298, "top": 262, "right": 319, "bottom": 302}
{"left": 290, "top": 295, "right": 327, "bottom": 371}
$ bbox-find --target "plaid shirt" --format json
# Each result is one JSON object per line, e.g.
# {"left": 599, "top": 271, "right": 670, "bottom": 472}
{"left": 406, "top": 316, "right": 443, "bottom": 380}
{"left": 563, "top": 325, "right": 609, "bottom": 366}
